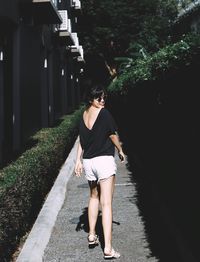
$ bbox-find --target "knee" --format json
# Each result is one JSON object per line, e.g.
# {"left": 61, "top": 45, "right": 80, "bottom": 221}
{"left": 90, "top": 191, "right": 99, "bottom": 200}
{"left": 89, "top": 184, "right": 100, "bottom": 199}
{"left": 100, "top": 198, "right": 112, "bottom": 208}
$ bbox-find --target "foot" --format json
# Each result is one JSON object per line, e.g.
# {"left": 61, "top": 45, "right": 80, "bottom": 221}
{"left": 104, "top": 248, "right": 120, "bottom": 259}
{"left": 87, "top": 234, "right": 99, "bottom": 248}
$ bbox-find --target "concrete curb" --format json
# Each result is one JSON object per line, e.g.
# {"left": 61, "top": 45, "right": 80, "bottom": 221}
{"left": 16, "top": 137, "right": 79, "bottom": 262}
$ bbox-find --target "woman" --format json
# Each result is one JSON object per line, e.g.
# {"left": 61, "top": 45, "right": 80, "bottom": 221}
{"left": 74, "top": 85, "right": 125, "bottom": 259}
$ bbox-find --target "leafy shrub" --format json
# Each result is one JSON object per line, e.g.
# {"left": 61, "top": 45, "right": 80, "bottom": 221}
{"left": 0, "top": 106, "right": 84, "bottom": 261}
{"left": 107, "top": 33, "right": 200, "bottom": 94}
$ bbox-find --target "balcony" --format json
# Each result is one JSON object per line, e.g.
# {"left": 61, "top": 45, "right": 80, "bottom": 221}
{"left": 32, "top": 0, "right": 62, "bottom": 25}
{"left": 69, "top": 34, "right": 85, "bottom": 63}
{"left": 77, "top": 45, "right": 85, "bottom": 64}
{"left": 71, "top": 0, "right": 82, "bottom": 15}
{"left": 56, "top": 11, "right": 74, "bottom": 46}
{"left": 70, "top": 32, "right": 80, "bottom": 57}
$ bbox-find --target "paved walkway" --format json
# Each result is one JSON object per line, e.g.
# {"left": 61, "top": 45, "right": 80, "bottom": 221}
{"left": 16, "top": 137, "right": 158, "bottom": 262}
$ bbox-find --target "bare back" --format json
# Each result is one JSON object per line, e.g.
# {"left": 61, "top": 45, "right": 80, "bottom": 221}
{"left": 83, "top": 107, "right": 102, "bottom": 130}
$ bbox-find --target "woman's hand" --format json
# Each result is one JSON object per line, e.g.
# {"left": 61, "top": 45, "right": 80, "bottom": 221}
{"left": 118, "top": 150, "right": 125, "bottom": 162}
{"left": 109, "top": 134, "right": 125, "bottom": 163}
{"left": 75, "top": 160, "right": 83, "bottom": 177}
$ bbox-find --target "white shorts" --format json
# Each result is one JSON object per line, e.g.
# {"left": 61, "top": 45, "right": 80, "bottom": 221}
{"left": 83, "top": 156, "right": 117, "bottom": 182}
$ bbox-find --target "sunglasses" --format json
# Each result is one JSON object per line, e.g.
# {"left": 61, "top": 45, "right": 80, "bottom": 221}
{"left": 95, "top": 95, "right": 107, "bottom": 102}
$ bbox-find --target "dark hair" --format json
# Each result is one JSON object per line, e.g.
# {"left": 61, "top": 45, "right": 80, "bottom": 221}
{"left": 85, "top": 84, "right": 107, "bottom": 106}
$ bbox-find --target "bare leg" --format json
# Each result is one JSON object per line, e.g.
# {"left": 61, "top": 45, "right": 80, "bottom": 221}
{"left": 100, "top": 175, "right": 115, "bottom": 253}
{"left": 88, "top": 181, "right": 100, "bottom": 235}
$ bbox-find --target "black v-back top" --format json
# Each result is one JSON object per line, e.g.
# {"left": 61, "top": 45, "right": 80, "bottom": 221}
{"left": 79, "top": 108, "right": 117, "bottom": 159}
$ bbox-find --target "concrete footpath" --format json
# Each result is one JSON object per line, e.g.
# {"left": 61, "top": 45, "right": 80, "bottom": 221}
{"left": 16, "top": 137, "right": 158, "bottom": 262}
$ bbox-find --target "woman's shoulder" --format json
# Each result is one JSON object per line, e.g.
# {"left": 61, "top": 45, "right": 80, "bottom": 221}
{"left": 101, "top": 107, "right": 110, "bottom": 114}
{"left": 100, "top": 107, "right": 113, "bottom": 119}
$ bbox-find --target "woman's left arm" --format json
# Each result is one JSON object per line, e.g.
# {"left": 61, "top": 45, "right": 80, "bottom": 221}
{"left": 109, "top": 133, "right": 125, "bottom": 162}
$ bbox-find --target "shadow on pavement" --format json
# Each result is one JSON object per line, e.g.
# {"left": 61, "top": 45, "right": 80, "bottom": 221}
{"left": 75, "top": 207, "right": 121, "bottom": 252}
{"left": 126, "top": 155, "right": 183, "bottom": 262}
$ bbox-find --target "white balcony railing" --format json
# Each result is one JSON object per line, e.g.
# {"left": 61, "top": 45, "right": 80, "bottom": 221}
{"left": 71, "top": 32, "right": 79, "bottom": 48}
{"left": 68, "top": 19, "right": 72, "bottom": 33}
{"left": 58, "top": 10, "right": 68, "bottom": 31}
{"left": 78, "top": 45, "right": 84, "bottom": 59}
{"left": 71, "top": 0, "right": 81, "bottom": 9}
{"left": 74, "top": 0, "right": 81, "bottom": 9}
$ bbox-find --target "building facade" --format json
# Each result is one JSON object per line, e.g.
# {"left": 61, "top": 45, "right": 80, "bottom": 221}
{"left": 0, "top": 0, "right": 84, "bottom": 166}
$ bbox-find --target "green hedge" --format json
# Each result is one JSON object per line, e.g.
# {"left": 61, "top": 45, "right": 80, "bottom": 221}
{"left": 107, "top": 33, "right": 200, "bottom": 94}
{"left": 0, "top": 106, "right": 84, "bottom": 261}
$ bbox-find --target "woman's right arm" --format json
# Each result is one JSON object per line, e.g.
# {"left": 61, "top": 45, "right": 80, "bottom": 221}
{"left": 74, "top": 137, "right": 83, "bottom": 177}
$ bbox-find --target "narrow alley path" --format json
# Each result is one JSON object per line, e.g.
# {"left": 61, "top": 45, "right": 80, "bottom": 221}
{"left": 42, "top": 141, "right": 158, "bottom": 261}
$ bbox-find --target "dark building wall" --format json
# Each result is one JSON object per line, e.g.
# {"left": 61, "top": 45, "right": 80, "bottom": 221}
{"left": 20, "top": 25, "right": 42, "bottom": 143}
{"left": 0, "top": 0, "right": 84, "bottom": 166}
{"left": 53, "top": 48, "right": 63, "bottom": 120}
{"left": 0, "top": 31, "right": 14, "bottom": 162}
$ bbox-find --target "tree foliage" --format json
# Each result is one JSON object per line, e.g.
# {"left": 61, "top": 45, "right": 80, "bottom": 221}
{"left": 107, "top": 33, "right": 200, "bottom": 94}
{"left": 79, "top": 0, "right": 178, "bottom": 83}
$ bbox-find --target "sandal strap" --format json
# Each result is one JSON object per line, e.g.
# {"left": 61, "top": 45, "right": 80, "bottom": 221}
{"left": 104, "top": 248, "right": 120, "bottom": 259}
{"left": 88, "top": 234, "right": 99, "bottom": 245}
{"left": 88, "top": 234, "right": 98, "bottom": 240}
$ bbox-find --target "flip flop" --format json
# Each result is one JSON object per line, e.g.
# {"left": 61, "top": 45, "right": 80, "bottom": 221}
{"left": 104, "top": 248, "right": 121, "bottom": 259}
